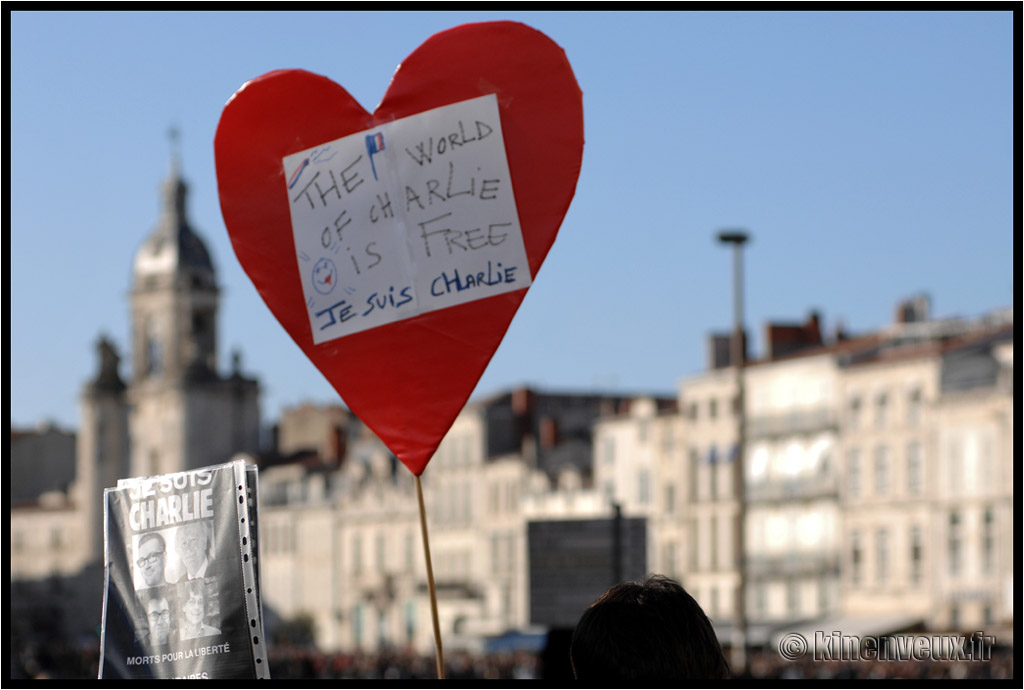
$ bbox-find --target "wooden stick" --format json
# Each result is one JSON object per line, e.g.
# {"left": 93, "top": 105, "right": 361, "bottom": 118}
{"left": 415, "top": 474, "right": 445, "bottom": 679}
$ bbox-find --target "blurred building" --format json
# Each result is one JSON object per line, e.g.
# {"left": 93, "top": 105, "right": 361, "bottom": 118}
{"left": 256, "top": 389, "right": 656, "bottom": 654}
{"left": 10, "top": 157, "right": 261, "bottom": 643}
{"left": 593, "top": 295, "right": 1014, "bottom": 645}
{"left": 254, "top": 295, "right": 1012, "bottom": 655}
{"left": 9, "top": 156, "right": 1014, "bottom": 661}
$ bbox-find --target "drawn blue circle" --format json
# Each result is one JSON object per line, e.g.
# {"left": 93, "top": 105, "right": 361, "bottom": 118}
{"left": 311, "top": 258, "right": 338, "bottom": 295}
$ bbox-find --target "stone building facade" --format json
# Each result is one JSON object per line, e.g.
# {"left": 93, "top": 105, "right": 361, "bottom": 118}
{"left": 256, "top": 389, "right": 648, "bottom": 654}
{"left": 592, "top": 297, "right": 1013, "bottom": 642}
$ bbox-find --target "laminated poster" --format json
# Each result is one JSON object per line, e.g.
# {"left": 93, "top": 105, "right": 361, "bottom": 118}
{"left": 98, "top": 460, "right": 268, "bottom": 679}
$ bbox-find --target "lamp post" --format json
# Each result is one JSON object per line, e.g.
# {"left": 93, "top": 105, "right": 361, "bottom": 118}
{"left": 716, "top": 229, "right": 749, "bottom": 676}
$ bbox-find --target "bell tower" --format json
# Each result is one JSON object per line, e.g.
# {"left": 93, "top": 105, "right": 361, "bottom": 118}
{"left": 131, "top": 130, "right": 219, "bottom": 384}
{"left": 127, "top": 133, "right": 260, "bottom": 477}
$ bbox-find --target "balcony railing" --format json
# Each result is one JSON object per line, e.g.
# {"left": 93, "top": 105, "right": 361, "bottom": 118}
{"left": 746, "top": 551, "right": 840, "bottom": 578}
{"left": 747, "top": 410, "right": 837, "bottom": 439}
{"left": 746, "top": 473, "right": 839, "bottom": 503}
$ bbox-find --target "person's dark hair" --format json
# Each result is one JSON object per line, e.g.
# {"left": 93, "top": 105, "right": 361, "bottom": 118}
{"left": 570, "top": 574, "right": 730, "bottom": 681}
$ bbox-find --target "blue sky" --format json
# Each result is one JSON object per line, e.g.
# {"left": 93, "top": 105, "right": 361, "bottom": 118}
{"left": 10, "top": 10, "right": 1014, "bottom": 430}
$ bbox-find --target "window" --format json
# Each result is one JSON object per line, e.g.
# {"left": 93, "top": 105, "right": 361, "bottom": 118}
{"left": 982, "top": 508, "right": 995, "bottom": 574}
{"left": 755, "top": 584, "right": 767, "bottom": 618}
{"left": 709, "top": 398, "right": 718, "bottom": 420}
{"left": 721, "top": 452, "right": 735, "bottom": 499}
{"left": 979, "top": 434, "right": 994, "bottom": 494}
{"left": 501, "top": 585, "right": 513, "bottom": 621}
{"left": 688, "top": 520, "right": 698, "bottom": 571}
{"left": 462, "top": 481, "right": 472, "bottom": 523}
{"left": 948, "top": 512, "right": 962, "bottom": 576}
{"left": 708, "top": 448, "right": 718, "bottom": 500}
{"left": 876, "top": 528, "right": 889, "bottom": 584}
{"left": 875, "top": 392, "right": 888, "bottom": 429}
{"left": 353, "top": 603, "right": 364, "bottom": 647}
{"left": 906, "top": 441, "right": 922, "bottom": 495}
{"left": 192, "top": 312, "right": 209, "bottom": 339}
{"left": 490, "top": 534, "right": 500, "bottom": 574}
{"left": 375, "top": 533, "right": 387, "bottom": 571}
{"left": 352, "top": 534, "right": 363, "bottom": 575}
{"left": 404, "top": 531, "right": 415, "bottom": 573}
{"left": 637, "top": 469, "right": 651, "bottom": 505}
{"left": 689, "top": 448, "right": 700, "bottom": 502}
{"left": 665, "top": 483, "right": 676, "bottom": 515}
{"left": 848, "top": 396, "right": 862, "bottom": 430}
{"left": 786, "top": 580, "right": 799, "bottom": 616}
{"left": 851, "top": 531, "right": 863, "bottom": 585}
{"left": 948, "top": 437, "right": 963, "bottom": 496}
{"left": 404, "top": 602, "right": 416, "bottom": 643}
{"left": 907, "top": 388, "right": 922, "bottom": 426}
{"left": 710, "top": 515, "right": 718, "bottom": 570}
{"left": 910, "top": 526, "right": 923, "bottom": 584}
{"left": 848, "top": 449, "right": 861, "bottom": 499}
{"left": 874, "top": 445, "right": 889, "bottom": 496}
{"left": 506, "top": 534, "right": 516, "bottom": 573}
{"left": 145, "top": 317, "right": 163, "bottom": 377}
{"left": 377, "top": 609, "right": 389, "bottom": 648}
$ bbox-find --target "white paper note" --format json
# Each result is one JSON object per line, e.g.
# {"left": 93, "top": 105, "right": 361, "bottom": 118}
{"left": 283, "top": 94, "right": 531, "bottom": 343}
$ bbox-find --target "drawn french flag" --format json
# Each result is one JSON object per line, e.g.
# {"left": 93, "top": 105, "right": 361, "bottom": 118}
{"left": 366, "top": 132, "right": 385, "bottom": 180}
{"left": 287, "top": 158, "right": 309, "bottom": 189}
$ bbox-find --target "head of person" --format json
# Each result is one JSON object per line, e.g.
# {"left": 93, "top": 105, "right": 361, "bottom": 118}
{"left": 176, "top": 521, "right": 211, "bottom": 577}
{"left": 181, "top": 579, "right": 207, "bottom": 629}
{"left": 137, "top": 532, "right": 167, "bottom": 587}
{"left": 146, "top": 592, "right": 172, "bottom": 646}
{"left": 570, "top": 574, "right": 730, "bottom": 681}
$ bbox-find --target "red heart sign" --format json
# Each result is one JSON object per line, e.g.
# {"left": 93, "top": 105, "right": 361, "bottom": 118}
{"left": 215, "top": 22, "right": 583, "bottom": 475}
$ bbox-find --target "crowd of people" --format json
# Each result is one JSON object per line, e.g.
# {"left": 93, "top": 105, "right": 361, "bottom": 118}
{"left": 11, "top": 636, "right": 1015, "bottom": 680}
{"left": 265, "top": 648, "right": 541, "bottom": 680}
{"left": 743, "top": 647, "right": 1015, "bottom": 681}
{"left": 9, "top": 575, "right": 1015, "bottom": 680}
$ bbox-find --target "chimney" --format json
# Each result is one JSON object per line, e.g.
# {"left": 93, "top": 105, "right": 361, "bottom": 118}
{"left": 539, "top": 417, "right": 559, "bottom": 449}
{"left": 895, "top": 294, "right": 931, "bottom": 324}
{"left": 707, "top": 331, "right": 748, "bottom": 369}
{"left": 764, "top": 311, "right": 824, "bottom": 360}
{"left": 512, "top": 387, "right": 534, "bottom": 416}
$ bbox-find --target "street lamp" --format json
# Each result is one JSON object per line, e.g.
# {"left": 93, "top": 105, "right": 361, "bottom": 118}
{"left": 716, "top": 229, "right": 749, "bottom": 676}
